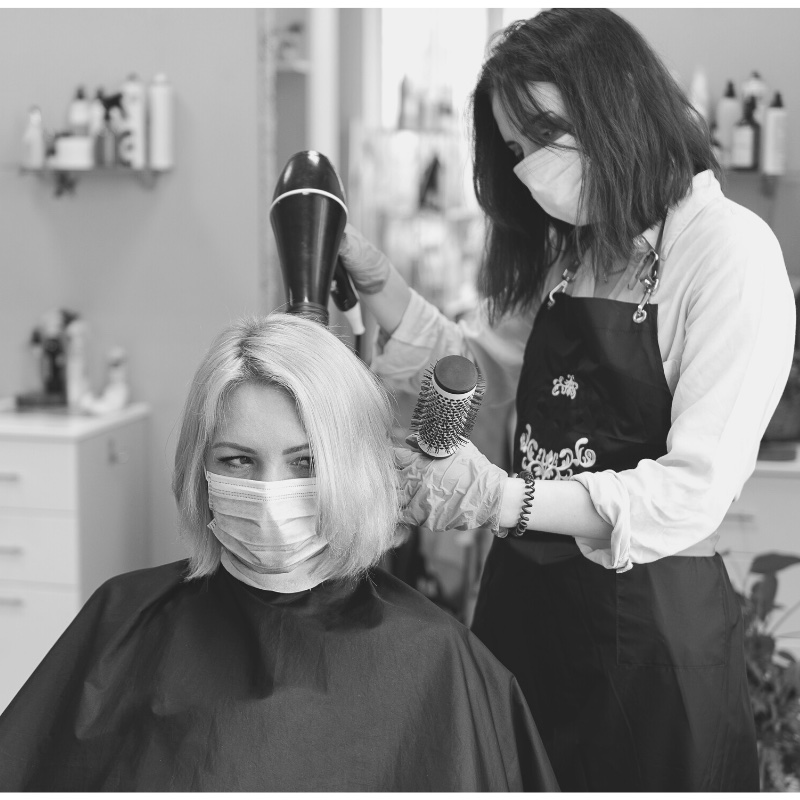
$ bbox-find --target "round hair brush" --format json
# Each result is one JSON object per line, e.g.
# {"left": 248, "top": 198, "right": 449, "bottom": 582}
{"left": 410, "top": 355, "right": 485, "bottom": 457}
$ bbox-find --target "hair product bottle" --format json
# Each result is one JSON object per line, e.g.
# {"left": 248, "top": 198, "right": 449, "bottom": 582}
{"left": 742, "top": 70, "right": 769, "bottom": 126}
{"left": 22, "top": 106, "right": 46, "bottom": 169}
{"left": 762, "top": 92, "right": 787, "bottom": 177}
{"left": 66, "top": 86, "right": 90, "bottom": 136}
{"left": 148, "top": 73, "right": 174, "bottom": 170}
{"left": 731, "top": 97, "right": 760, "bottom": 171}
{"left": 88, "top": 88, "right": 105, "bottom": 137}
{"left": 119, "top": 73, "right": 146, "bottom": 169}
{"left": 714, "top": 81, "right": 740, "bottom": 169}
{"left": 689, "top": 66, "right": 710, "bottom": 125}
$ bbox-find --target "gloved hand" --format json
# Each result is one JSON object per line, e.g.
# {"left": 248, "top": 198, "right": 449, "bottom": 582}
{"left": 394, "top": 437, "right": 509, "bottom": 535}
{"left": 338, "top": 223, "right": 393, "bottom": 295}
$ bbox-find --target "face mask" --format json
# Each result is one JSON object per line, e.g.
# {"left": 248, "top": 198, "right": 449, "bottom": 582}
{"left": 513, "top": 134, "right": 588, "bottom": 225}
{"left": 206, "top": 471, "right": 330, "bottom": 593}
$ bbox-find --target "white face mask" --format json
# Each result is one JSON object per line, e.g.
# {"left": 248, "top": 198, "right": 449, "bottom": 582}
{"left": 206, "top": 471, "right": 330, "bottom": 593}
{"left": 513, "top": 134, "right": 588, "bottom": 225}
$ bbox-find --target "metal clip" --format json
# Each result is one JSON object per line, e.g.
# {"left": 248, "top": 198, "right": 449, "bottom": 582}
{"left": 633, "top": 274, "right": 659, "bottom": 323}
{"left": 627, "top": 247, "right": 660, "bottom": 291}
{"left": 547, "top": 268, "right": 576, "bottom": 309}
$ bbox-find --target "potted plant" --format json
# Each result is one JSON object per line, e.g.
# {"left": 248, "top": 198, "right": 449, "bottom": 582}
{"left": 735, "top": 552, "right": 800, "bottom": 790}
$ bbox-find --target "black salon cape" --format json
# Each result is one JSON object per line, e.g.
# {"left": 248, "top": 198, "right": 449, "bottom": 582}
{"left": 0, "top": 560, "right": 557, "bottom": 791}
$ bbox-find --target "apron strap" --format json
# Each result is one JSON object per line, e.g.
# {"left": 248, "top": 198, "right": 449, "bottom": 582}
{"left": 545, "top": 213, "right": 669, "bottom": 314}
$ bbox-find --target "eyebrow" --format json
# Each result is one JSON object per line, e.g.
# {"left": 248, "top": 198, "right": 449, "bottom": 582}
{"left": 211, "top": 441, "right": 310, "bottom": 456}
{"left": 281, "top": 444, "right": 311, "bottom": 456}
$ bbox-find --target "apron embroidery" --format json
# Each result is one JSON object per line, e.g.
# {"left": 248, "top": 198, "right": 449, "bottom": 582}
{"left": 519, "top": 424, "right": 596, "bottom": 478}
{"left": 551, "top": 374, "right": 578, "bottom": 399}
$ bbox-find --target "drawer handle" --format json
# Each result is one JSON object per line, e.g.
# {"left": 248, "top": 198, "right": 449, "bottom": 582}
{"left": 0, "top": 546, "right": 24, "bottom": 557}
{"left": 108, "top": 440, "right": 130, "bottom": 465}
{"left": 0, "top": 471, "right": 21, "bottom": 482}
{"left": 0, "top": 597, "right": 24, "bottom": 608}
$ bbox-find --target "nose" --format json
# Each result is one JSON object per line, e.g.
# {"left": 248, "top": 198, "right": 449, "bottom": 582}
{"left": 255, "top": 460, "right": 295, "bottom": 484}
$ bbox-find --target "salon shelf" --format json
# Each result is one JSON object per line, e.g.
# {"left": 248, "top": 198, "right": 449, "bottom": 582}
{"left": 20, "top": 164, "right": 170, "bottom": 197}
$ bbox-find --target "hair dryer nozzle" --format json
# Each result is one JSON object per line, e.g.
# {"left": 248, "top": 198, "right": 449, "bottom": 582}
{"left": 270, "top": 151, "right": 348, "bottom": 326}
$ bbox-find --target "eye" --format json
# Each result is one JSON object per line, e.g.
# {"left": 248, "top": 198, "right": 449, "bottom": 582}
{"left": 292, "top": 456, "right": 314, "bottom": 472}
{"left": 534, "top": 116, "right": 567, "bottom": 146}
{"left": 290, "top": 455, "right": 314, "bottom": 477}
{"left": 217, "top": 455, "right": 253, "bottom": 471}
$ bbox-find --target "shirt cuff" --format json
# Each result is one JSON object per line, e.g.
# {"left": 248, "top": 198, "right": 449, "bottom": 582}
{"left": 371, "top": 290, "right": 449, "bottom": 386}
{"left": 570, "top": 470, "right": 633, "bottom": 572}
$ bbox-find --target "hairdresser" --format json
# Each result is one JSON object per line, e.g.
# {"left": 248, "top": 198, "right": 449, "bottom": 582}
{"left": 338, "top": 8, "right": 796, "bottom": 793}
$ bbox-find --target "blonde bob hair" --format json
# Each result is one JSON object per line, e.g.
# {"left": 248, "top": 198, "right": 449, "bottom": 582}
{"left": 172, "top": 313, "right": 400, "bottom": 583}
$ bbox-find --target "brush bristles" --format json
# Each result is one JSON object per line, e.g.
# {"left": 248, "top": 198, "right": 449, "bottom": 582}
{"left": 409, "top": 365, "right": 435, "bottom": 438}
{"left": 410, "top": 362, "right": 484, "bottom": 457}
{"left": 459, "top": 372, "right": 485, "bottom": 443}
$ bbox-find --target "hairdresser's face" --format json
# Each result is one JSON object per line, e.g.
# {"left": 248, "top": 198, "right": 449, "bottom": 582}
{"left": 205, "top": 382, "right": 313, "bottom": 483}
{"left": 492, "top": 82, "right": 570, "bottom": 161}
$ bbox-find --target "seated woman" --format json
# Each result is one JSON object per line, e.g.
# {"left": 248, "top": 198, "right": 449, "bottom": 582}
{"left": 0, "top": 313, "right": 557, "bottom": 792}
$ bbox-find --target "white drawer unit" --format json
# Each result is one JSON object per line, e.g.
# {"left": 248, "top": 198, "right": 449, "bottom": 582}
{"left": 718, "top": 445, "right": 800, "bottom": 658}
{"left": 0, "top": 404, "right": 149, "bottom": 713}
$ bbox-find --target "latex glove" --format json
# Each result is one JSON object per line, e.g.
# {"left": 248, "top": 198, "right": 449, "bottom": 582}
{"left": 338, "top": 223, "right": 393, "bottom": 295}
{"left": 394, "top": 437, "right": 509, "bottom": 534}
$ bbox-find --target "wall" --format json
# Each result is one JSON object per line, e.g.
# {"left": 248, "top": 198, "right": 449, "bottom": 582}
{"left": 0, "top": 9, "right": 261, "bottom": 566}
{"left": 616, "top": 8, "right": 800, "bottom": 280}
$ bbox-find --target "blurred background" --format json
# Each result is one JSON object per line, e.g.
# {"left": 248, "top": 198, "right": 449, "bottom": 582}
{"left": 1, "top": 8, "right": 800, "bottom": 730}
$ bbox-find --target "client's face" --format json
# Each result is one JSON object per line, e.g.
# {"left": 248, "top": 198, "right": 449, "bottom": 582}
{"left": 205, "top": 382, "right": 313, "bottom": 483}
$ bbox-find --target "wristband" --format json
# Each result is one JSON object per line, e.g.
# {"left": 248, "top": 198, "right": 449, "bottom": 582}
{"left": 513, "top": 470, "right": 535, "bottom": 537}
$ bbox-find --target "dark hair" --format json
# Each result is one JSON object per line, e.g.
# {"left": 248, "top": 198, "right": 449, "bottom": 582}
{"left": 470, "top": 8, "right": 721, "bottom": 319}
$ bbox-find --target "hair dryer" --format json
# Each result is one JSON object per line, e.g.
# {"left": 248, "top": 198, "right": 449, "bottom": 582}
{"left": 270, "top": 150, "right": 351, "bottom": 326}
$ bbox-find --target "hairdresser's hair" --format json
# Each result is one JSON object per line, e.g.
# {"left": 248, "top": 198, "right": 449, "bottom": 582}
{"left": 471, "top": 8, "right": 721, "bottom": 319}
{"left": 172, "top": 313, "right": 400, "bottom": 584}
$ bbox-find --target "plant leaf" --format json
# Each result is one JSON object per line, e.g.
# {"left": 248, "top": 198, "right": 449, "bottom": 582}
{"left": 750, "top": 553, "right": 800, "bottom": 575}
{"left": 753, "top": 576, "right": 779, "bottom": 621}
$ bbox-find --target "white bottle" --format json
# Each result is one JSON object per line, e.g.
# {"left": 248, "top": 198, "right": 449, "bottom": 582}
{"left": 731, "top": 97, "right": 760, "bottom": 171}
{"left": 22, "top": 106, "right": 46, "bottom": 169}
{"left": 119, "top": 73, "right": 146, "bottom": 169}
{"left": 714, "top": 81, "right": 740, "bottom": 169}
{"left": 67, "top": 86, "right": 91, "bottom": 135}
{"left": 148, "top": 73, "right": 174, "bottom": 170}
{"left": 88, "top": 88, "right": 105, "bottom": 138}
{"left": 742, "top": 71, "right": 769, "bottom": 126}
{"left": 689, "top": 66, "right": 710, "bottom": 125}
{"left": 64, "top": 319, "right": 91, "bottom": 411}
{"left": 81, "top": 347, "right": 130, "bottom": 415}
{"left": 762, "top": 92, "right": 787, "bottom": 177}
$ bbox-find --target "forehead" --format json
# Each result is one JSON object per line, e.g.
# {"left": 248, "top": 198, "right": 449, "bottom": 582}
{"left": 491, "top": 81, "right": 568, "bottom": 137}
{"left": 215, "top": 382, "right": 305, "bottom": 446}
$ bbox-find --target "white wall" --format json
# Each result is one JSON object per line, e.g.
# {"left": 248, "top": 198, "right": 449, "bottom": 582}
{"left": 0, "top": 9, "right": 262, "bottom": 566}
{"left": 616, "top": 8, "right": 800, "bottom": 279}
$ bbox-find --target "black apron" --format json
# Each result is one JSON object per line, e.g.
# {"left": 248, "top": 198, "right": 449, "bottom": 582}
{"left": 471, "top": 230, "right": 759, "bottom": 791}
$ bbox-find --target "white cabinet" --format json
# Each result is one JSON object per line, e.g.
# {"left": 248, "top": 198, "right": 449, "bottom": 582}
{"left": 719, "top": 444, "right": 800, "bottom": 657}
{"left": 0, "top": 404, "right": 149, "bottom": 712}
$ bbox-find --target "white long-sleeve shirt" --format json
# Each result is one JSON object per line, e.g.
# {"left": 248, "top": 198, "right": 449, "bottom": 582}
{"left": 372, "top": 171, "right": 797, "bottom": 571}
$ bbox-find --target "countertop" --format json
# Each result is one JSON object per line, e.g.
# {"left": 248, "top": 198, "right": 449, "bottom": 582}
{"left": 0, "top": 403, "right": 150, "bottom": 441}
